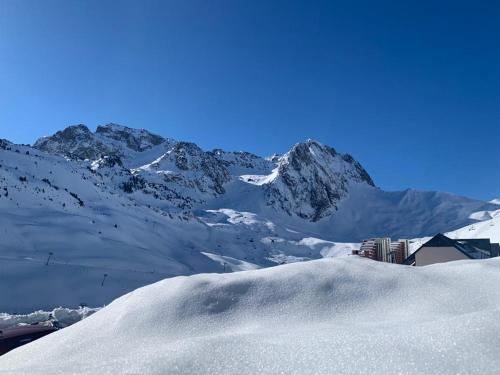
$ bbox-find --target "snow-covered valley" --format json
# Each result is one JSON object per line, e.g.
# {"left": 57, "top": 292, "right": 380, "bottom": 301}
{"left": 1, "top": 124, "right": 499, "bottom": 312}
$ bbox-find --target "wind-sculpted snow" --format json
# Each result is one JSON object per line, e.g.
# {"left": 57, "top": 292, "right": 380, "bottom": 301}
{"left": 2, "top": 257, "right": 500, "bottom": 374}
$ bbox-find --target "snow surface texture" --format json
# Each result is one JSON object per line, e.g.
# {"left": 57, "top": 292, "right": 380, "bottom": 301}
{"left": 0, "top": 125, "right": 498, "bottom": 312}
{"left": 1, "top": 257, "right": 500, "bottom": 375}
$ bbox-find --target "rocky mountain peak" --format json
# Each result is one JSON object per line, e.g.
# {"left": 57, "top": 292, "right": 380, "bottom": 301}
{"left": 265, "top": 139, "right": 375, "bottom": 221}
{"left": 95, "top": 123, "right": 166, "bottom": 152}
{"left": 210, "top": 149, "right": 275, "bottom": 175}
{"left": 34, "top": 123, "right": 171, "bottom": 160}
{"left": 33, "top": 124, "right": 107, "bottom": 160}
{"left": 0, "top": 138, "right": 12, "bottom": 150}
{"left": 284, "top": 139, "right": 337, "bottom": 168}
{"left": 32, "top": 125, "right": 377, "bottom": 222}
{"left": 38, "top": 124, "right": 92, "bottom": 143}
{"left": 169, "top": 142, "right": 231, "bottom": 194}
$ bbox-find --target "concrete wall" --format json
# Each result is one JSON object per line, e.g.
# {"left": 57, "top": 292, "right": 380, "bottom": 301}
{"left": 415, "top": 246, "right": 469, "bottom": 266}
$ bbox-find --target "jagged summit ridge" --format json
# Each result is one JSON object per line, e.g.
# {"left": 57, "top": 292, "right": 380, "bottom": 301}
{"left": 34, "top": 123, "right": 173, "bottom": 160}
{"left": 135, "top": 141, "right": 231, "bottom": 196}
{"left": 265, "top": 139, "right": 375, "bottom": 221}
{"left": 95, "top": 123, "right": 166, "bottom": 152}
{"left": 34, "top": 124, "right": 108, "bottom": 160}
{"left": 32, "top": 125, "right": 394, "bottom": 221}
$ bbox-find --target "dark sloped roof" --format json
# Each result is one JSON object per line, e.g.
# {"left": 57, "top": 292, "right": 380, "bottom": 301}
{"left": 454, "top": 240, "right": 490, "bottom": 259}
{"left": 456, "top": 238, "right": 492, "bottom": 253}
{"left": 403, "top": 233, "right": 492, "bottom": 265}
{"left": 492, "top": 243, "right": 500, "bottom": 257}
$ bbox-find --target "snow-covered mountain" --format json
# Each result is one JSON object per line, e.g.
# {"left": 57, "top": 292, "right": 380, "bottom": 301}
{"left": 33, "top": 125, "right": 377, "bottom": 219}
{"left": 32, "top": 124, "right": 497, "bottom": 230}
{"left": 34, "top": 123, "right": 172, "bottom": 160}
{"left": 264, "top": 140, "right": 374, "bottom": 220}
{"left": 1, "top": 123, "right": 497, "bottom": 311}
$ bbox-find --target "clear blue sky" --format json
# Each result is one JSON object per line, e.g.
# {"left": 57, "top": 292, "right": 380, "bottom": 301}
{"left": 1, "top": 0, "right": 499, "bottom": 200}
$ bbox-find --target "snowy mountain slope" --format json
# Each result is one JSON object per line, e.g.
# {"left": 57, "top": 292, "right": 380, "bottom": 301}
{"left": 33, "top": 128, "right": 380, "bottom": 220}
{"left": 0, "top": 142, "right": 221, "bottom": 311}
{"left": 134, "top": 141, "right": 231, "bottom": 196}
{"left": 35, "top": 125, "right": 233, "bottom": 211}
{"left": 204, "top": 178, "right": 496, "bottom": 241}
{"left": 2, "top": 257, "right": 500, "bottom": 374}
{"left": 408, "top": 202, "right": 500, "bottom": 251}
{"left": 32, "top": 124, "right": 497, "bottom": 231}
{"left": 1, "top": 124, "right": 498, "bottom": 312}
{"left": 446, "top": 204, "right": 500, "bottom": 243}
{"left": 0, "top": 140, "right": 354, "bottom": 312}
{"left": 323, "top": 185, "right": 498, "bottom": 241}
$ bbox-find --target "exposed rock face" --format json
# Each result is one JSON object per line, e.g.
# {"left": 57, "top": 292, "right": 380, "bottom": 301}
{"left": 95, "top": 123, "right": 165, "bottom": 152}
{"left": 181, "top": 146, "right": 231, "bottom": 196}
{"left": 140, "top": 142, "right": 231, "bottom": 196}
{"left": 34, "top": 124, "right": 169, "bottom": 160}
{"left": 0, "top": 139, "right": 11, "bottom": 150}
{"left": 91, "top": 155, "right": 124, "bottom": 170}
{"left": 341, "top": 154, "right": 374, "bottom": 186}
{"left": 265, "top": 140, "right": 375, "bottom": 221}
{"left": 33, "top": 125, "right": 376, "bottom": 220}
{"left": 34, "top": 125, "right": 113, "bottom": 160}
{"left": 211, "top": 149, "right": 274, "bottom": 175}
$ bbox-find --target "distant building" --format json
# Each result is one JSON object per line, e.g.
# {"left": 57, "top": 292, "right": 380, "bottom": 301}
{"left": 390, "top": 239, "right": 410, "bottom": 264}
{"left": 356, "top": 238, "right": 409, "bottom": 264}
{"left": 403, "top": 233, "right": 499, "bottom": 266}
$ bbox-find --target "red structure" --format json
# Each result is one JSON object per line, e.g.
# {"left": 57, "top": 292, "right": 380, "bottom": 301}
{"left": 0, "top": 324, "right": 58, "bottom": 356}
{"left": 390, "top": 241, "right": 409, "bottom": 264}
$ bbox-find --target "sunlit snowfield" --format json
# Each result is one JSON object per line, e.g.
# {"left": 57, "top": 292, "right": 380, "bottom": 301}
{"left": 2, "top": 257, "right": 500, "bottom": 374}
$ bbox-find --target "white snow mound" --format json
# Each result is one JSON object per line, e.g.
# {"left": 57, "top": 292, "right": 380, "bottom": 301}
{"left": 2, "top": 257, "right": 500, "bottom": 374}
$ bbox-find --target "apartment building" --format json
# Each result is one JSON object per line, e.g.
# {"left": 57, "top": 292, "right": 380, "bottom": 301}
{"left": 355, "top": 238, "right": 409, "bottom": 264}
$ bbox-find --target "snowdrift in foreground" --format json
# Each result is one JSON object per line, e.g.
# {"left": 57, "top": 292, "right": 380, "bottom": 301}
{"left": 2, "top": 257, "right": 500, "bottom": 374}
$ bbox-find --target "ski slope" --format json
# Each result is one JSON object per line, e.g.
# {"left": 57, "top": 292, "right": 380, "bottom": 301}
{"left": 447, "top": 205, "right": 500, "bottom": 243}
{"left": 2, "top": 257, "right": 500, "bottom": 374}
